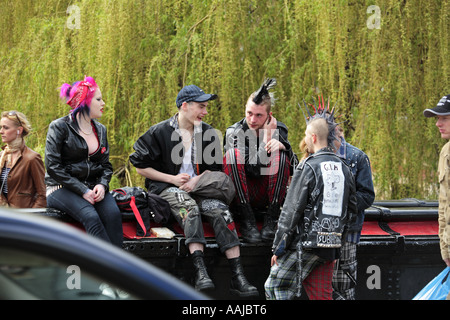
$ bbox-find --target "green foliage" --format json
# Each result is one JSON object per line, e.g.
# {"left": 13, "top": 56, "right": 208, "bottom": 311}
{"left": 0, "top": 0, "right": 449, "bottom": 199}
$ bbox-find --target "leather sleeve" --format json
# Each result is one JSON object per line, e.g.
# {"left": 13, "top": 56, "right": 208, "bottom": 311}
{"left": 29, "top": 152, "right": 47, "bottom": 208}
{"left": 346, "top": 169, "right": 358, "bottom": 229}
{"left": 272, "top": 164, "right": 314, "bottom": 256}
{"left": 354, "top": 152, "right": 375, "bottom": 212}
{"left": 45, "top": 120, "right": 88, "bottom": 196}
{"left": 129, "top": 128, "right": 162, "bottom": 170}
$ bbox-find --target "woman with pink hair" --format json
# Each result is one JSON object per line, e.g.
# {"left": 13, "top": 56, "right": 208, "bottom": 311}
{"left": 45, "top": 76, "right": 122, "bottom": 247}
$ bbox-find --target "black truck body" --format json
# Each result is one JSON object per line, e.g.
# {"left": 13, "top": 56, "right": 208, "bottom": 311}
{"left": 35, "top": 198, "right": 444, "bottom": 300}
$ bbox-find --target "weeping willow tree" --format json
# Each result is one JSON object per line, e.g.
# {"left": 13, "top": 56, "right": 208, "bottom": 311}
{"left": 0, "top": 0, "right": 448, "bottom": 199}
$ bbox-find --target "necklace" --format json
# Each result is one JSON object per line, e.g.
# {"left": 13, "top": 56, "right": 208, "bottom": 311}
{"left": 79, "top": 124, "right": 93, "bottom": 135}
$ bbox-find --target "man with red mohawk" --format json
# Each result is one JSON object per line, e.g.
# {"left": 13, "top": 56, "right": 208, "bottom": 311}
{"left": 265, "top": 102, "right": 357, "bottom": 300}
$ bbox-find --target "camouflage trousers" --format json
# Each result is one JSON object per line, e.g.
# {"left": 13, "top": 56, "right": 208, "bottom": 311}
{"left": 160, "top": 187, "right": 241, "bottom": 253}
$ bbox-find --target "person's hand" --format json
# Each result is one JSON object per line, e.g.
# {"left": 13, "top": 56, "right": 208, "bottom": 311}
{"left": 171, "top": 173, "right": 191, "bottom": 187}
{"left": 262, "top": 115, "right": 285, "bottom": 153}
{"left": 93, "top": 184, "right": 106, "bottom": 203}
{"left": 265, "top": 139, "right": 285, "bottom": 153}
{"left": 270, "top": 255, "right": 279, "bottom": 267}
{"left": 180, "top": 175, "right": 201, "bottom": 192}
{"left": 179, "top": 170, "right": 209, "bottom": 192}
{"left": 263, "top": 115, "right": 278, "bottom": 144}
{"left": 83, "top": 189, "right": 96, "bottom": 205}
{"left": 444, "top": 258, "right": 450, "bottom": 267}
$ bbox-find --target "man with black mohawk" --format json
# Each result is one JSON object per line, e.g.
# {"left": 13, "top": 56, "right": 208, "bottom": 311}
{"left": 223, "top": 78, "right": 296, "bottom": 243}
{"left": 264, "top": 101, "right": 357, "bottom": 300}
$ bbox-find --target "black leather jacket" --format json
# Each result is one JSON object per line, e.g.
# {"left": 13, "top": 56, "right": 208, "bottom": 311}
{"left": 273, "top": 148, "right": 357, "bottom": 256}
{"left": 45, "top": 115, "right": 113, "bottom": 196}
{"left": 224, "top": 118, "right": 298, "bottom": 177}
{"left": 129, "top": 115, "right": 222, "bottom": 194}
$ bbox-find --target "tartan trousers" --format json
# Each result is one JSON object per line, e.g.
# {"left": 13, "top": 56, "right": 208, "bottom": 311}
{"left": 332, "top": 242, "right": 358, "bottom": 300}
{"left": 223, "top": 147, "right": 290, "bottom": 207}
{"left": 264, "top": 250, "right": 335, "bottom": 300}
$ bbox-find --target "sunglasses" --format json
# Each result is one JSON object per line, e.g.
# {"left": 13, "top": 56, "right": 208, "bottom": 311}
{"left": 8, "top": 111, "right": 23, "bottom": 127}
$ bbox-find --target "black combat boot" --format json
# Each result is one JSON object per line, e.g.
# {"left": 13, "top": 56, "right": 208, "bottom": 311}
{"left": 228, "top": 257, "right": 259, "bottom": 297}
{"left": 191, "top": 250, "right": 215, "bottom": 291}
{"left": 236, "top": 203, "right": 261, "bottom": 243}
{"left": 261, "top": 202, "right": 281, "bottom": 242}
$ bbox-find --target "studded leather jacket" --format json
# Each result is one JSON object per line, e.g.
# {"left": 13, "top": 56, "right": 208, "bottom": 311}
{"left": 272, "top": 147, "right": 357, "bottom": 256}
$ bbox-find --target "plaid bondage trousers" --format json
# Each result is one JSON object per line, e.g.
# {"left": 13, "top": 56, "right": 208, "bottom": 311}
{"left": 264, "top": 250, "right": 335, "bottom": 300}
{"left": 223, "top": 147, "right": 290, "bottom": 207}
{"left": 332, "top": 241, "right": 358, "bottom": 300}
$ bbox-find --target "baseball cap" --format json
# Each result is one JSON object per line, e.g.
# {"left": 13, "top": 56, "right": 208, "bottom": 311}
{"left": 423, "top": 95, "right": 450, "bottom": 117}
{"left": 176, "top": 85, "right": 217, "bottom": 108}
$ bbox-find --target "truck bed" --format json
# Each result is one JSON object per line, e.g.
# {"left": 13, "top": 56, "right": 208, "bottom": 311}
{"left": 32, "top": 198, "right": 443, "bottom": 300}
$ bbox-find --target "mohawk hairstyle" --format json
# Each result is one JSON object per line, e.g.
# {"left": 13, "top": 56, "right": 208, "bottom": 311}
{"left": 252, "top": 78, "right": 277, "bottom": 105}
{"left": 298, "top": 95, "right": 339, "bottom": 149}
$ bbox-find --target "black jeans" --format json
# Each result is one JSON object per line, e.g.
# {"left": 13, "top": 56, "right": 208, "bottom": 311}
{"left": 47, "top": 187, "right": 123, "bottom": 247}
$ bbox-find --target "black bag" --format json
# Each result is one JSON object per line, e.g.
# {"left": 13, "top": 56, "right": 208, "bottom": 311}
{"left": 111, "top": 187, "right": 172, "bottom": 236}
{"left": 111, "top": 187, "right": 150, "bottom": 237}
{"left": 147, "top": 192, "right": 171, "bottom": 225}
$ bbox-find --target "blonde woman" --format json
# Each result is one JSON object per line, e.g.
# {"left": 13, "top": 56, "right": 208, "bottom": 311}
{"left": 0, "top": 110, "right": 46, "bottom": 208}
